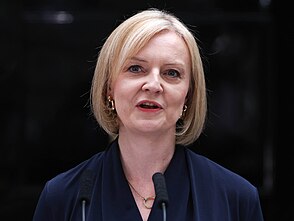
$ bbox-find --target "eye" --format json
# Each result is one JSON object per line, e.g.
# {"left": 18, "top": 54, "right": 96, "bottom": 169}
{"left": 128, "top": 65, "right": 143, "bottom": 73}
{"left": 165, "top": 69, "right": 181, "bottom": 78}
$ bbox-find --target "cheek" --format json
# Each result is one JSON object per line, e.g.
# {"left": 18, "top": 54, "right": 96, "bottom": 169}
{"left": 173, "top": 86, "right": 188, "bottom": 104}
{"left": 112, "top": 79, "right": 139, "bottom": 113}
{"left": 168, "top": 91, "right": 187, "bottom": 115}
{"left": 112, "top": 78, "right": 128, "bottom": 99}
{"left": 172, "top": 87, "right": 189, "bottom": 112}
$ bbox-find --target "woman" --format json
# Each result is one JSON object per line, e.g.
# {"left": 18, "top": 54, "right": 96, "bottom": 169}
{"left": 33, "top": 8, "right": 264, "bottom": 221}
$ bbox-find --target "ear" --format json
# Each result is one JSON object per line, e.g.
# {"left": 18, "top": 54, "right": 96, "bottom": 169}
{"left": 107, "top": 86, "right": 113, "bottom": 97}
{"left": 185, "top": 96, "right": 188, "bottom": 104}
{"left": 185, "top": 88, "right": 191, "bottom": 103}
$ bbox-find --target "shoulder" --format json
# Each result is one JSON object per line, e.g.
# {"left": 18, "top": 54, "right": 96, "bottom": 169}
{"left": 33, "top": 151, "right": 106, "bottom": 220}
{"left": 43, "top": 151, "right": 105, "bottom": 207}
{"left": 185, "top": 148, "right": 259, "bottom": 195}
{"left": 46, "top": 151, "right": 104, "bottom": 196}
{"left": 40, "top": 139, "right": 119, "bottom": 203}
{"left": 184, "top": 148, "right": 264, "bottom": 219}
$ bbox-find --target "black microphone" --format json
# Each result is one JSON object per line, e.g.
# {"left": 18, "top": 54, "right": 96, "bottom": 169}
{"left": 78, "top": 169, "right": 94, "bottom": 221}
{"left": 152, "top": 172, "right": 169, "bottom": 221}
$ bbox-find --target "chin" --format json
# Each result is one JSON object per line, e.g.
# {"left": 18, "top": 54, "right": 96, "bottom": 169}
{"left": 136, "top": 121, "right": 174, "bottom": 134}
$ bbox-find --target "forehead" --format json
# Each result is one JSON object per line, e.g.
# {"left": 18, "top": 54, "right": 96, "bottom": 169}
{"left": 145, "top": 30, "right": 186, "bottom": 48}
{"left": 132, "top": 31, "right": 191, "bottom": 65}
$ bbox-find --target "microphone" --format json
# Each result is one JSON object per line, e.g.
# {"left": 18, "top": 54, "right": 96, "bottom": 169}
{"left": 152, "top": 172, "right": 169, "bottom": 221}
{"left": 78, "top": 169, "right": 94, "bottom": 221}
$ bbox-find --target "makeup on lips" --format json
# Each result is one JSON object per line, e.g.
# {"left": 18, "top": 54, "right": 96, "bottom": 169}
{"left": 136, "top": 100, "right": 163, "bottom": 112}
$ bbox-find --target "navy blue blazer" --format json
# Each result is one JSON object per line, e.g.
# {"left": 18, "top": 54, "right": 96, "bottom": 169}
{"left": 33, "top": 139, "right": 264, "bottom": 221}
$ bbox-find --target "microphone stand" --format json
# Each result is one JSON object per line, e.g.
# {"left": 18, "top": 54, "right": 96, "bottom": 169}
{"left": 162, "top": 202, "right": 167, "bottom": 221}
{"left": 78, "top": 170, "right": 94, "bottom": 221}
{"left": 152, "top": 172, "right": 169, "bottom": 221}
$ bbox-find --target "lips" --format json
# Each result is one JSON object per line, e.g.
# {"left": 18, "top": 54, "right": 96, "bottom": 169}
{"left": 136, "top": 100, "right": 163, "bottom": 110}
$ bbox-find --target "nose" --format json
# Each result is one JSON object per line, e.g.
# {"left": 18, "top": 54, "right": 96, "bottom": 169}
{"left": 142, "top": 70, "right": 163, "bottom": 93}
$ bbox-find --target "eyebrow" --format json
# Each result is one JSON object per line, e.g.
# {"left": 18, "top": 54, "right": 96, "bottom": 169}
{"left": 127, "top": 56, "right": 147, "bottom": 63}
{"left": 129, "top": 56, "right": 185, "bottom": 67}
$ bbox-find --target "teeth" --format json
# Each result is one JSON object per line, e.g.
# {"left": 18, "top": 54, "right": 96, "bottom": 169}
{"left": 140, "top": 102, "right": 158, "bottom": 109}
{"left": 142, "top": 102, "right": 156, "bottom": 107}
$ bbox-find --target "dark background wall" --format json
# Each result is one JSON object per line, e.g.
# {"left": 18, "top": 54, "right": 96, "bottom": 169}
{"left": 0, "top": 0, "right": 291, "bottom": 220}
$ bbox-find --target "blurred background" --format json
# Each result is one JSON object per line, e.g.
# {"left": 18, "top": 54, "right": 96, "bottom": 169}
{"left": 0, "top": 0, "right": 291, "bottom": 220}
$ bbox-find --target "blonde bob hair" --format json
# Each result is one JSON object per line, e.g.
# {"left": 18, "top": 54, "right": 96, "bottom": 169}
{"left": 90, "top": 8, "right": 207, "bottom": 146}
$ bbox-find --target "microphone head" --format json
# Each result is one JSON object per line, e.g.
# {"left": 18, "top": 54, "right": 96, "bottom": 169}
{"left": 152, "top": 172, "right": 169, "bottom": 207}
{"left": 79, "top": 169, "right": 94, "bottom": 203}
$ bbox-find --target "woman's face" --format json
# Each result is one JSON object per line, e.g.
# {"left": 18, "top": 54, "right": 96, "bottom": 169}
{"left": 111, "top": 30, "right": 191, "bottom": 136}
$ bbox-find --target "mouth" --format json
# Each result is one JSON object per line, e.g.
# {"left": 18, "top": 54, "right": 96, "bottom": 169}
{"left": 137, "top": 101, "right": 162, "bottom": 110}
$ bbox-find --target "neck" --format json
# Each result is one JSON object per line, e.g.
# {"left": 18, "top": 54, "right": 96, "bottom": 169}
{"left": 118, "top": 128, "right": 175, "bottom": 182}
